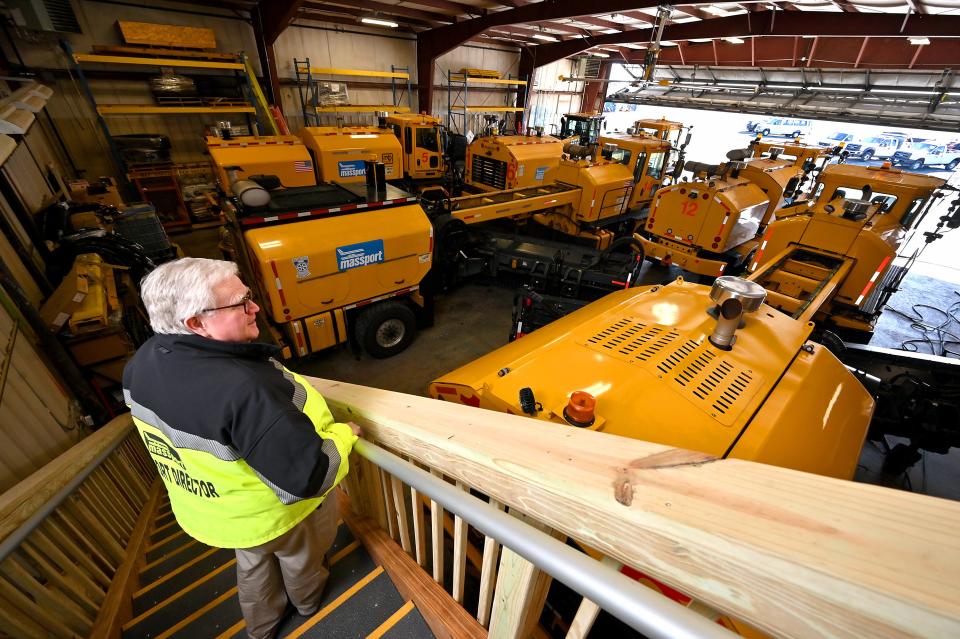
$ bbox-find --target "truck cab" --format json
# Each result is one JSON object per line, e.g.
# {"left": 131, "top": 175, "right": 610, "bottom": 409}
{"left": 386, "top": 113, "right": 446, "bottom": 181}
{"left": 558, "top": 113, "right": 606, "bottom": 145}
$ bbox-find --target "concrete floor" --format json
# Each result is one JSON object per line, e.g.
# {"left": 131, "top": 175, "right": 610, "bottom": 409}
{"left": 172, "top": 226, "right": 958, "bottom": 501}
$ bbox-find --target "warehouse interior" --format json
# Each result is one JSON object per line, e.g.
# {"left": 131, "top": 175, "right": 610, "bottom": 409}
{"left": 1, "top": 1, "right": 959, "bottom": 637}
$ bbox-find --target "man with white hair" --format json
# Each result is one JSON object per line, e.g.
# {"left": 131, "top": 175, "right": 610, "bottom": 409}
{"left": 123, "top": 257, "right": 360, "bottom": 639}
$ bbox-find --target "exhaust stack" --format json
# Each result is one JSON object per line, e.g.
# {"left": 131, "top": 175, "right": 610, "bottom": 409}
{"left": 708, "top": 276, "right": 767, "bottom": 350}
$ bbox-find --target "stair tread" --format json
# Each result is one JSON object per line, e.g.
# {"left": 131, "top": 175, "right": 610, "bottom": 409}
{"left": 328, "top": 521, "right": 356, "bottom": 556}
{"left": 154, "top": 510, "right": 176, "bottom": 529}
{"left": 168, "top": 589, "right": 242, "bottom": 639}
{"left": 145, "top": 531, "right": 194, "bottom": 563}
{"left": 133, "top": 547, "right": 235, "bottom": 616}
{"left": 123, "top": 564, "right": 237, "bottom": 639}
{"left": 140, "top": 540, "right": 207, "bottom": 584}
{"left": 382, "top": 605, "right": 435, "bottom": 639}
{"left": 280, "top": 570, "right": 403, "bottom": 638}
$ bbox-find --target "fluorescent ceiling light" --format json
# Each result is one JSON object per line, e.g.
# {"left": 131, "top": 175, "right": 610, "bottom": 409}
{"left": 724, "top": 37, "right": 744, "bottom": 44}
{"left": 589, "top": 52, "right": 610, "bottom": 57}
{"left": 361, "top": 17, "right": 398, "bottom": 27}
{"left": 532, "top": 33, "right": 559, "bottom": 41}
{"left": 802, "top": 35, "right": 816, "bottom": 38}
{"left": 909, "top": 37, "right": 930, "bottom": 46}
{"left": 659, "top": 40, "right": 677, "bottom": 46}
{"left": 872, "top": 88, "right": 938, "bottom": 95}
{"left": 689, "top": 38, "right": 713, "bottom": 43}
{"left": 704, "top": 5, "right": 727, "bottom": 15}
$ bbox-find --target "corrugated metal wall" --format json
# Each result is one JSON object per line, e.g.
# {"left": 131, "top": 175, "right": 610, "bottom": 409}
{"left": 0, "top": 287, "right": 82, "bottom": 493}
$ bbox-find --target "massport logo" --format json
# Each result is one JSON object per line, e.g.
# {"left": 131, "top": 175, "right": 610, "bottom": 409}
{"left": 337, "top": 240, "right": 385, "bottom": 271}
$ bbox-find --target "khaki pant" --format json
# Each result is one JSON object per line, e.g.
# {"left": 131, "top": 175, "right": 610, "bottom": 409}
{"left": 235, "top": 497, "right": 338, "bottom": 639}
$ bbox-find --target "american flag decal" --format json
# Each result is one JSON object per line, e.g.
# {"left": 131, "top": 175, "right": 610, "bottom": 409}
{"left": 294, "top": 160, "right": 312, "bottom": 172}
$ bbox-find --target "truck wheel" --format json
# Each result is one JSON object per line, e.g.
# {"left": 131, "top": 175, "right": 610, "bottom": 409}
{"left": 910, "top": 159, "right": 924, "bottom": 171}
{"left": 791, "top": 130, "right": 801, "bottom": 137}
{"left": 761, "top": 128, "right": 771, "bottom": 136}
{"left": 947, "top": 158, "right": 960, "bottom": 171}
{"left": 355, "top": 301, "right": 417, "bottom": 358}
{"left": 860, "top": 149, "right": 874, "bottom": 162}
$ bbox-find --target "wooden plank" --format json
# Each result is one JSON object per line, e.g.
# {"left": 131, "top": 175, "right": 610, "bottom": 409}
{"left": 477, "top": 499, "right": 504, "bottom": 627}
{"left": 341, "top": 453, "right": 387, "bottom": 530}
{"left": 487, "top": 510, "right": 559, "bottom": 639}
{"left": 89, "top": 480, "right": 162, "bottom": 639}
{"left": 1, "top": 555, "right": 93, "bottom": 634}
{"left": 429, "top": 469, "right": 444, "bottom": 585}
{"left": 19, "top": 539, "right": 100, "bottom": 617}
{"left": 309, "top": 377, "right": 960, "bottom": 638}
{"left": 0, "top": 572, "right": 76, "bottom": 637}
{"left": 379, "top": 468, "right": 399, "bottom": 542}
{"left": 41, "top": 515, "right": 112, "bottom": 590}
{"left": 338, "top": 491, "right": 486, "bottom": 639}
{"left": 0, "top": 415, "right": 133, "bottom": 542}
{"left": 452, "top": 480, "right": 468, "bottom": 605}
{"left": 25, "top": 531, "right": 104, "bottom": 604}
{"left": 565, "top": 598, "right": 601, "bottom": 639}
{"left": 391, "top": 475, "right": 413, "bottom": 554}
{"left": 410, "top": 482, "right": 427, "bottom": 568}
{"left": 117, "top": 21, "right": 217, "bottom": 50}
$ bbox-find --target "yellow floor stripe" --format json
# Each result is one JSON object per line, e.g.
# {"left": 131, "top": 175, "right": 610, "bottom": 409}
{"left": 154, "top": 586, "right": 238, "bottom": 639}
{"left": 366, "top": 600, "right": 415, "bottom": 639}
{"left": 214, "top": 619, "right": 245, "bottom": 639}
{"left": 145, "top": 528, "right": 186, "bottom": 552}
{"left": 327, "top": 540, "right": 361, "bottom": 567}
{"left": 286, "top": 566, "right": 384, "bottom": 639}
{"left": 139, "top": 539, "right": 199, "bottom": 574}
{"left": 123, "top": 559, "right": 237, "bottom": 630}
{"left": 150, "top": 518, "right": 179, "bottom": 538}
{"left": 134, "top": 547, "right": 220, "bottom": 597}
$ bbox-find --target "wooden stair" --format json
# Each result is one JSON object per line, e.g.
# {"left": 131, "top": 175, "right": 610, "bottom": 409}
{"left": 121, "top": 492, "right": 435, "bottom": 639}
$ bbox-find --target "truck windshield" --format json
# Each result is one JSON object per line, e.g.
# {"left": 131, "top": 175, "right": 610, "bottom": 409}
{"left": 416, "top": 127, "right": 439, "bottom": 152}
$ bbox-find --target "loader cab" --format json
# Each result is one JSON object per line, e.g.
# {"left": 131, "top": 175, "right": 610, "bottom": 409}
{"left": 598, "top": 132, "right": 676, "bottom": 211}
{"left": 631, "top": 118, "right": 684, "bottom": 147}
{"left": 386, "top": 113, "right": 445, "bottom": 181}
{"left": 559, "top": 113, "right": 606, "bottom": 145}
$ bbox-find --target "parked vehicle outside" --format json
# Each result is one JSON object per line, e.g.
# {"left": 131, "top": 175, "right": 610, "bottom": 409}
{"left": 754, "top": 117, "right": 812, "bottom": 138}
{"left": 817, "top": 132, "right": 856, "bottom": 149}
{"left": 891, "top": 142, "right": 960, "bottom": 170}
{"left": 844, "top": 136, "right": 902, "bottom": 161}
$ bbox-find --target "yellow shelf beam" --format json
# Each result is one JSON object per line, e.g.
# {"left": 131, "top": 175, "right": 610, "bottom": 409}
{"left": 451, "top": 76, "right": 527, "bottom": 86}
{"left": 463, "top": 106, "right": 525, "bottom": 112}
{"left": 312, "top": 105, "right": 411, "bottom": 113}
{"left": 97, "top": 105, "right": 256, "bottom": 115}
{"left": 308, "top": 67, "right": 410, "bottom": 80}
{"left": 73, "top": 53, "right": 244, "bottom": 70}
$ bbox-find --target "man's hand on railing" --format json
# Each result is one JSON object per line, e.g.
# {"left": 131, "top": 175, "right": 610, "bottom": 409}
{"left": 348, "top": 421, "right": 363, "bottom": 438}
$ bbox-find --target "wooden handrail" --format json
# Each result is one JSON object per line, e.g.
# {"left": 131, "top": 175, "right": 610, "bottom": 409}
{"left": 0, "top": 414, "right": 134, "bottom": 545}
{"left": 309, "top": 377, "right": 960, "bottom": 638}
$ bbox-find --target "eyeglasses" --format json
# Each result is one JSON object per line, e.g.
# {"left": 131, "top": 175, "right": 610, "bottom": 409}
{"left": 201, "top": 290, "right": 256, "bottom": 314}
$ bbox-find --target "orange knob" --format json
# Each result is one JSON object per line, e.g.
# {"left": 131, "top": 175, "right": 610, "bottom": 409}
{"left": 563, "top": 391, "right": 596, "bottom": 427}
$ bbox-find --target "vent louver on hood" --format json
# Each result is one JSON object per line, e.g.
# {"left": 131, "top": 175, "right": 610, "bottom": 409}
{"left": 583, "top": 319, "right": 762, "bottom": 425}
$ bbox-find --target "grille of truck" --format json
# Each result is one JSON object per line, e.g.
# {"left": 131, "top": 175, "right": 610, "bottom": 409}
{"left": 472, "top": 155, "right": 507, "bottom": 190}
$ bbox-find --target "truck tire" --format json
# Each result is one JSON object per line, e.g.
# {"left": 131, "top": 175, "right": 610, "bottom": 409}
{"left": 910, "top": 159, "right": 924, "bottom": 171}
{"left": 761, "top": 128, "right": 771, "bottom": 136}
{"left": 791, "top": 130, "right": 801, "bottom": 137}
{"left": 355, "top": 301, "right": 417, "bottom": 358}
{"left": 860, "top": 149, "right": 874, "bottom": 162}
{"left": 947, "top": 158, "right": 960, "bottom": 171}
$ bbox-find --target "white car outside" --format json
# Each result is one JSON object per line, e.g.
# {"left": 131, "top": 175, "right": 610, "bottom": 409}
{"left": 891, "top": 142, "right": 960, "bottom": 170}
{"left": 754, "top": 117, "right": 812, "bottom": 138}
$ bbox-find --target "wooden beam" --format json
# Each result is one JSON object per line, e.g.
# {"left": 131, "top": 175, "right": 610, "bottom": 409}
{"left": 260, "top": 0, "right": 307, "bottom": 44}
{"left": 87, "top": 480, "right": 163, "bottom": 639}
{"left": 310, "top": 377, "right": 960, "bottom": 639}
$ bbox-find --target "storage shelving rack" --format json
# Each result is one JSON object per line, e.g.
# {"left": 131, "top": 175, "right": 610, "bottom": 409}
{"left": 63, "top": 41, "right": 260, "bottom": 227}
{"left": 446, "top": 71, "right": 528, "bottom": 135}
{"left": 293, "top": 60, "right": 413, "bottom": 125}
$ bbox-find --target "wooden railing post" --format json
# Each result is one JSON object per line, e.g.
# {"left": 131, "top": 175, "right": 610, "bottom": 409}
{"left": 487, "top": 511, "right": 564, "bottom": 639}
{"left": 341, "top": 452, "right": 387, "bottom": 529}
